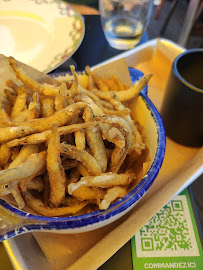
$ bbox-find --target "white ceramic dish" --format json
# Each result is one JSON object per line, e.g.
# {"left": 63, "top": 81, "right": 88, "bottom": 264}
{"left": 0, "top": 0, "right": 85, "bottom": 73}
{"left": 0, "top": 67, "right": 165, "bottom": 241}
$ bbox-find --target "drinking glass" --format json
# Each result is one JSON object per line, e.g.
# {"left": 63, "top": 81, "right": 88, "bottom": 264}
{"left": 99, "top": 0, "right": 153, "bottom": 50}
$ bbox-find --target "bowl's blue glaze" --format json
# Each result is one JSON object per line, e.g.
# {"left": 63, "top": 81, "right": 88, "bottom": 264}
{"left": 0, "top": 68, "right": 166, "bottom": 241}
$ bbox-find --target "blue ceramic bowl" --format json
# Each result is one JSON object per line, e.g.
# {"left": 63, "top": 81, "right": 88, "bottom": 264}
{"left": 0, "top": 68, "right": 165, "bottom": 242}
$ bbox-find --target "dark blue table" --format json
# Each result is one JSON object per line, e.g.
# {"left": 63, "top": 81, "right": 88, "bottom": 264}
{"left": 50, "top": 15, "right": 149, "bottom": 73}
{"left": 72, "top": 15, "right": 149, "bottom": 70}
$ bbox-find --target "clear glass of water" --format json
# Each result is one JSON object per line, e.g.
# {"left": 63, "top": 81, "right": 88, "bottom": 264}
{"left": 99, "top": 0, "right": 153, "bottom": 50}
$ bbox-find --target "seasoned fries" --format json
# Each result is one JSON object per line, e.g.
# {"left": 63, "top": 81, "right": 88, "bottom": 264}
{"left": 0, "top": 55, "right": 152, "bottom": 217}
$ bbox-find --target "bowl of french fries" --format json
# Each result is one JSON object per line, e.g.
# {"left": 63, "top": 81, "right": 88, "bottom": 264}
{"left": 0, "top": 55, "right": 165, "bottom": 238}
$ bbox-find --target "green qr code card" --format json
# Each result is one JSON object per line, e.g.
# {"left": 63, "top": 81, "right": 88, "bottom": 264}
{"left": 131, "top": 189, "right": 203, "bottom": 270}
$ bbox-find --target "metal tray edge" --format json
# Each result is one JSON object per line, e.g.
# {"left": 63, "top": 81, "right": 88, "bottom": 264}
{"left": 92, "top": 38, "right": 185, "bottom": 69}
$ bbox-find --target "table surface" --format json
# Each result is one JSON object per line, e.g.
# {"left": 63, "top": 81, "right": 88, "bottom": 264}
{"left": 50, "top": 15, "right": 149, "bottom": 73}
{"left": 1, "top": 15, "right": 202, "bottom": 270}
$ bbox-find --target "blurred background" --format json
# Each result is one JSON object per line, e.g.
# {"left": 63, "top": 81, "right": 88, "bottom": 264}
{"left": 66, "top": 0, "right": 203, "bottom": 49}
{"left": 148, "top": 0, "right": 203, "bottom": 49}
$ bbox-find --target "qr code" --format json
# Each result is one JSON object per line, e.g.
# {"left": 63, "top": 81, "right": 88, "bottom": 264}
{"left": 135, "top": 195, "right": 200, "bottom": 257}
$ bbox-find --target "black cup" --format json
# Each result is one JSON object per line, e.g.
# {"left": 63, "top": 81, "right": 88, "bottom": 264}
{"left": 160, "top": 49, "right": 203, "bottom": 147}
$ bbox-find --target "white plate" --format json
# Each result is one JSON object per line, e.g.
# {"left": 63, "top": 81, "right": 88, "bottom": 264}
{"left": 0, "top": 0, "right": 85, "bottom": 73}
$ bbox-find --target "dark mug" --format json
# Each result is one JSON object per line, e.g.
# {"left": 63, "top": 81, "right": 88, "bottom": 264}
{"left": 160, "top": 49, "right": 203, "bottom": 147}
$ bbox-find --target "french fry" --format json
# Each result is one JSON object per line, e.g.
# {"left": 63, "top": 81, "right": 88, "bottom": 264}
{"left": 68, "top": 172, "right": 135, "bottom": 195}
{"left": 46, "top": 124, "right": 66, "bottom": 207}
